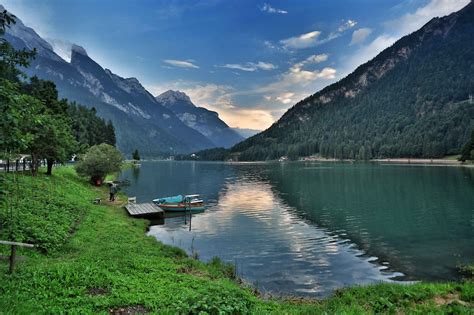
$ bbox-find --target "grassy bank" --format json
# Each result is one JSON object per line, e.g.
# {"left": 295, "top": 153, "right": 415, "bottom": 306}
{"left": 0, "top": 167, "right": 472, "bottom": 314}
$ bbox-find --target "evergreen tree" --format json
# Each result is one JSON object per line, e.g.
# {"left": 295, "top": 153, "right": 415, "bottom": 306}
{"left": 459, "top": 130, "right": 474, "bottom": 162}
{"left": 132, "top": 149, "right": 140, "bottom": 161}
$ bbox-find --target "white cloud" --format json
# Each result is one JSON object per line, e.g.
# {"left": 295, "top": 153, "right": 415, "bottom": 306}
{"left": 338, "top": 19, "right": 357, "bottom": 32}
{"left": 349, "top": 28, "right": 373, "bottom": 46}
{"left": 297, "top": 53, "right": 329, "bottom": 66}
{"left": 221, "top": 64, "right": 256, "bottom": 72}
{"left": 250, "top": 54, "right": 336, "bottom": 106}
{"left": 387, "top": 0, "right": 470, "bottom": 35}
{"left": 163, "top": 59, "right": 199, "bottom": 69}
{"left": 280, "top": 31, "right": 322, "bottom": 49}
{"left": 280, "top": 19, "right": 357, "bottom": 50}
{"left": 221, "top": 61, "right": 277, "bottom": 72}
{"left": 276, "top": 92, "right": 295, "bottom": 104}
{"left": 256, "top": 61, "right": 277, "bottom": 70}
{"left": 261, "top": 3, "right": 288, "bottom": 14}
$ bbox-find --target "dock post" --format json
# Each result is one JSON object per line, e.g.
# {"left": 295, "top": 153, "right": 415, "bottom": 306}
{"left": 188, "top": 200, "right": 192, "bottom": 231}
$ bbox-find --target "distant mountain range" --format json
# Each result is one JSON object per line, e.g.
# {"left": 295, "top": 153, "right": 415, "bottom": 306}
{"left": 231, "top": 128, "right": 261, "bottom": 139}
{"left": 232, "top": 1, "right": 474, "bottom": 160}
{"left": 2, "top": 5, "right": 242, "bottom": 156}
{"left": 155, "top": 90, "right": 243, "bottom": 148}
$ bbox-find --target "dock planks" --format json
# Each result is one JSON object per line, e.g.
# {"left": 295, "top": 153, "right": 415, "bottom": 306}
{"left": 124, "top": 202, "right": 164, "bottom": 218}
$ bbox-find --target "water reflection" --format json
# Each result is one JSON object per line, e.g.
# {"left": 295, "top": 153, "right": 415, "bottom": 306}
{"left": 265, "top": 162, "right": 474, "bottom": 280}
{"left": 120, "top": 161, "right": 474, "bottom": 297}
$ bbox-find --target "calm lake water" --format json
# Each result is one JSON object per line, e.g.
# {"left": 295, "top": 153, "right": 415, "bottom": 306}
{"left": 119, "top": 161, "right": 474, "bottom": 297}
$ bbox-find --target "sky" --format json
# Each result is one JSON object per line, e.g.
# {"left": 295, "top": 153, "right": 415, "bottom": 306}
{"left": 1, "top": 0, "right": 470, "bottom": 130}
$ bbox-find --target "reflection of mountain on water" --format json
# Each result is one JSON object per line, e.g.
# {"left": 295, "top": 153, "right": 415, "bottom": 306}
{"left": 263, "top": 162, "right": 474, "bottom": 281}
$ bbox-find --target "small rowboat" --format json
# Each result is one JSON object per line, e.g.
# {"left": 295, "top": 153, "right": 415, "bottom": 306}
{"left": 152, "top": 194, "right": 206, "bottom": 212}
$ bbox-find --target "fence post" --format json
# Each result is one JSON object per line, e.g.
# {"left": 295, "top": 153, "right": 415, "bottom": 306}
{"left": 6, "top": 159, "right": 9, "bottom": 173}
{"left": 16, "top": 160, "right": 19, "bottom": 171}
{"left": 9, "top": 245, "right": 16, "bottom": 274}
{"left": 23, "top": 159, "right": 26, "bottom": 171}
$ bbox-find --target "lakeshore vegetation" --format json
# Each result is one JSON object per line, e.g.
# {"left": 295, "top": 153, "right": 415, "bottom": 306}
{"left": 0, "top": 167, "right": 473, "bottom": 314}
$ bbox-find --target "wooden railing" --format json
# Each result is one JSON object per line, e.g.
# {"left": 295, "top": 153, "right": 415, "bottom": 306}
{"left": 0, "top": 240, "right": 35, "bottom": 273}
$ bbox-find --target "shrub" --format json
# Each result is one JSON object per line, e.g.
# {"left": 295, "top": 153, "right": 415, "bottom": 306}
{"left": 75, "top": 143, "right": 123, "bottom": 184}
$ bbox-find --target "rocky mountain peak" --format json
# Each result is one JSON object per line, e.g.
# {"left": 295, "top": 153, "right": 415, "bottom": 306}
{"left": 156, "top": 90, "right": 192, "bottom": 104}
{"left": 71, "top": 44, "right": 88, "bottom": 57}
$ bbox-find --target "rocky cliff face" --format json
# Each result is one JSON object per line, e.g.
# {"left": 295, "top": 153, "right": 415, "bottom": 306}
{"left": 156, "top": 90, "right": 243, "bottom": 148}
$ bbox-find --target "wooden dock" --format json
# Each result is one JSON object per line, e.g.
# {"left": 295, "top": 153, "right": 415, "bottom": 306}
{"left": 124, "top": 202, "right": 164, "bottom": 218}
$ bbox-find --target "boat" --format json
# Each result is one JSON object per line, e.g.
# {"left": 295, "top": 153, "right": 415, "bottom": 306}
{"left": 152, "top": 194, "right": 206, "bottom": 212}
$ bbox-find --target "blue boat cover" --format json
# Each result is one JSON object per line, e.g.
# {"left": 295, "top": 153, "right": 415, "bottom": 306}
{"left": 153, "top": 195, "right": 183, "bottom": 204}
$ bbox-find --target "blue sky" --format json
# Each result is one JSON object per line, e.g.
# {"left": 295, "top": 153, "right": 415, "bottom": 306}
{"left": 1, "top": 0, "right": 470, "bottom": 129}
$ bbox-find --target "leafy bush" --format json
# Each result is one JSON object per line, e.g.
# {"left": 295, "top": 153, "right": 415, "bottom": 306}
{"left": 75, "top": 143, "right": 123, "bottom": 183}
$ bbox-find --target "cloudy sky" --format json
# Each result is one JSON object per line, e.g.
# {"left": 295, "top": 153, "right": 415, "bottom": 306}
{"left": 1, "top": 0, "right": 470, "bottom": 130}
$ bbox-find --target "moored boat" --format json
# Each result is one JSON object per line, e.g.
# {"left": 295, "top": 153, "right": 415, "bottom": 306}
{"left": 152, "top": 194, "right": 206, "bottom": 212}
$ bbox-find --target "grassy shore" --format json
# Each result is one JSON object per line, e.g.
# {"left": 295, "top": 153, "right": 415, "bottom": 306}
{"left": 0, "top": 167, "right": 472, "bottom": 314}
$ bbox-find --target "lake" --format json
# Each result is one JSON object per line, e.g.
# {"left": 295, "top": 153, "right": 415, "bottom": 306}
{"left": 119, "top": 161, "right": 474, "bottom": 297}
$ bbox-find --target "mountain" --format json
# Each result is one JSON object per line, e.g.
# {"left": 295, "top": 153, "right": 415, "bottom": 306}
{"left": 232, "top": 1, "right": 474, "bottom": 161}
{"left": 155, "top": 90, "right": 244, "bottom": 148}
{"left": 2, "top": 6, "right": 215, "bottom": 156}
{"left": 231, "top": 128, "right": 261, "bottom": 139}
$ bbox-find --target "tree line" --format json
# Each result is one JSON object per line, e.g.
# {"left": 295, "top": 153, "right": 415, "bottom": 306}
{"left": 0, "top": 9, "right": 116, "bottom": 175}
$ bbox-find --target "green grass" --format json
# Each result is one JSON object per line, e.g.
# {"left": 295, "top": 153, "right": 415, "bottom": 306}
{"left": 0, "top": 167, "right": 472, "bottom": 314}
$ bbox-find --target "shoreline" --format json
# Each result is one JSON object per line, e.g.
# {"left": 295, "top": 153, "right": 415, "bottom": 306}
{"left": 2, "top": 167, "right": 472, "bottom": 313}
{"left": 135, "top": 157, "right": 474, "bottom": 167}
{"left": 301, "top": 157, "right": 474, "bottom": 167}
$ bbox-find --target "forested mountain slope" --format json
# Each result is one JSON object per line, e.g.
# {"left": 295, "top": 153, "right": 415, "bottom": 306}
{"left": 232, "top": 1, "right": 474, "bottom": 160}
